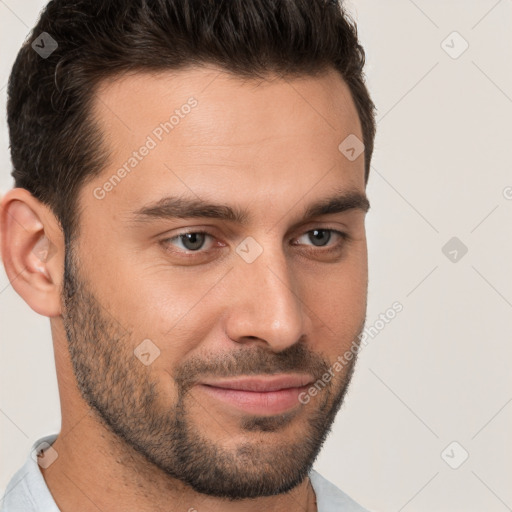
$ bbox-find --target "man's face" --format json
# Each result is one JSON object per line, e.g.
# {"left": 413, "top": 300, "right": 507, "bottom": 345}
{"left": 62, "top": 67, "right": 369, "bottom": 499}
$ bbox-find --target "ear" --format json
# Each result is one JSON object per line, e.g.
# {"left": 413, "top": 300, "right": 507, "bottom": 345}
{"left": 0, "top": 188, "right": 65, "bottom": 317}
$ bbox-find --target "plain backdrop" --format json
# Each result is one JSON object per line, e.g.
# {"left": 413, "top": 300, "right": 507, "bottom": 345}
{"left": 1, "top": 1, "right": 511, "bottom": 511}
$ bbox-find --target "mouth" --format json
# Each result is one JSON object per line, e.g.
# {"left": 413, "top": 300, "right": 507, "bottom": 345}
{"left": 196, "top": 374, "right": 315, "bottom": 416}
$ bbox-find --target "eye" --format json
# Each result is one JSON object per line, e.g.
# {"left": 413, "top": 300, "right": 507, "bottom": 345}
{"left": 295, "top": 229, "right": 347, "bottom": 248}
{"left": 161, "top": 228, "right": 348, "bottom": 259}
{"left": 164, "top": 231, "right": 215, "bottom": 252}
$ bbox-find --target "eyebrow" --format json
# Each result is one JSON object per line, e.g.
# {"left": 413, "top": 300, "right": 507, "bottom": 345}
{"left": 130, "top": 189, "right": 370, "bottom": 225}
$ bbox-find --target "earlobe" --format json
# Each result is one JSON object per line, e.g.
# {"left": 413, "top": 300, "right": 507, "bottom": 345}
{"left": 0, "top": 188, "right": 64, "bottom": 317}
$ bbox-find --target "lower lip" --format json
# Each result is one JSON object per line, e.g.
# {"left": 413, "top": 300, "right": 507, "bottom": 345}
{"left": 197, "top": 384, "right": 309, "bottom": 415}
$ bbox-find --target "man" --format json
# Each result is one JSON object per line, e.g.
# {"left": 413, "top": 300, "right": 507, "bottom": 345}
{"left": 0, "top": 0, "right": 376, "bottom": 510}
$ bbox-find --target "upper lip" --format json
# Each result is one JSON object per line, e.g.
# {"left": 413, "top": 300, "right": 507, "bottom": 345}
{"left": 199, "top": 374, "right": 315, "bottom": 392}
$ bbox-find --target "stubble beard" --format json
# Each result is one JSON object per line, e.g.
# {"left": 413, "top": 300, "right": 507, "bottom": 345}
{"left": 61, "top": 244, "right": 363, "bottom": 499}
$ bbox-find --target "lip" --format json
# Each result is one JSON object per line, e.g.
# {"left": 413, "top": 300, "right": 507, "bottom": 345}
{"left": 197, "top": 374, "right": 314, "bottom": 416}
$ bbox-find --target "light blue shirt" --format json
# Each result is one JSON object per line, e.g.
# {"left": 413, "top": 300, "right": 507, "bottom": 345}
{"left": 1, "top": 434, "right": 370, "bottom": 511}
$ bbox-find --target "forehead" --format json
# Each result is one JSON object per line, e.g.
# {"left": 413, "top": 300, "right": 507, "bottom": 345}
{"left": 93, "top": 65, "right": 360, "bottom": 127}
{"left": 86, "top": 66, "right": 365, "bottom": 220}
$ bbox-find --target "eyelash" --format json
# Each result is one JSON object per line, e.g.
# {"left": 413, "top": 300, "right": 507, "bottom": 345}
{"left": 161, "top": 228, "right": 349, "bottom": 257}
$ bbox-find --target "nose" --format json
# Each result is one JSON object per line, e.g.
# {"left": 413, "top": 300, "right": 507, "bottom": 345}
{"left": 224, "top": 245, "right": 306, "bottom": 352}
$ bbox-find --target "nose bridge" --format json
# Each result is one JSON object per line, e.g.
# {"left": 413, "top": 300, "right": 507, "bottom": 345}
{"left": 225, "top": 242, "right": 305, "bottom": 351}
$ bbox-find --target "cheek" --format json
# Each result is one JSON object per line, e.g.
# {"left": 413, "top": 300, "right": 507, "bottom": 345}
{"left": 105, "top": 266, "right": 229, "bottom": 359}
{"left": 307, "top": 279, "right": 366, "bottom": 330}
{"left": 301, "top": 255, "right": 367, "bottom": 351}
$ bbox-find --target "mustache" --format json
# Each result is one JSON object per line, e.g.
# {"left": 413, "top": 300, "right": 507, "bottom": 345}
{"left": 173, "top": 340, "right": 330, "bottom": 393}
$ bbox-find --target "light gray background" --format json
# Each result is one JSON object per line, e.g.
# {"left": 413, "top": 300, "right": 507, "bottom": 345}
{"left": 1, "top": 1, "right": 511, "bottom": 511}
